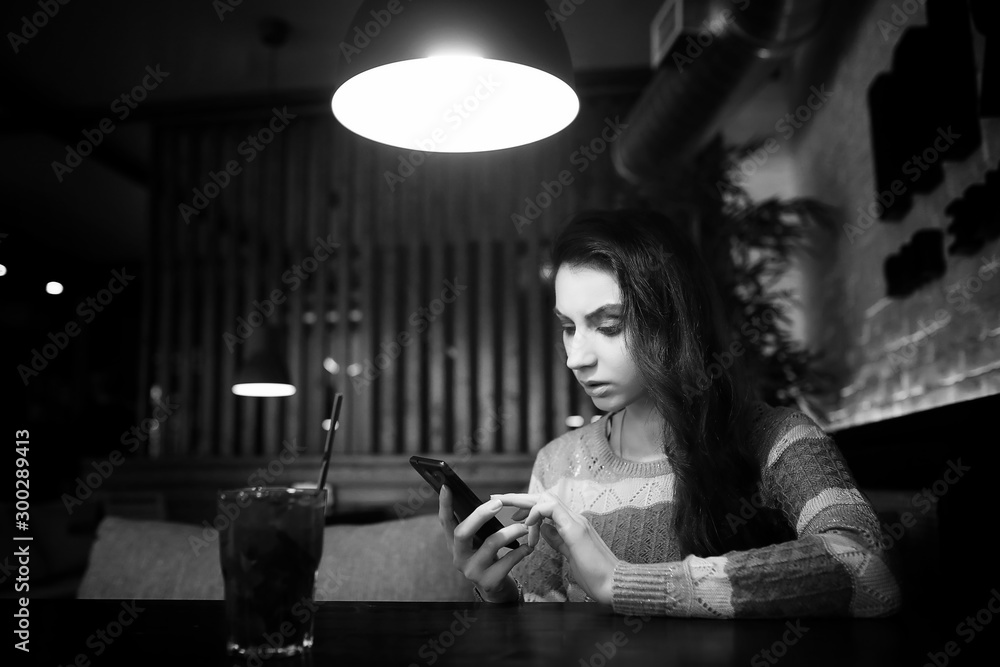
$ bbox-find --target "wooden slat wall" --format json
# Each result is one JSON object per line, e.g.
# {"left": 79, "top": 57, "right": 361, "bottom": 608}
{"left": 146, "top": 95, "right": 635, "bottom": 462}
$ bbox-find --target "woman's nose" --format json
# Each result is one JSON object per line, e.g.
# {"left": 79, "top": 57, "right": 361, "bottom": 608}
{"left": 564, "top": 333, "right": 596, "bottom": 370}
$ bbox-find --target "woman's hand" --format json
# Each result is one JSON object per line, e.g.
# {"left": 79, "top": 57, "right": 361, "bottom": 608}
{"left": 437, "top": 485, "right": 534, "bottom": 602}
{"left": 493, "top": 492, "right": 619, "bottom": 605}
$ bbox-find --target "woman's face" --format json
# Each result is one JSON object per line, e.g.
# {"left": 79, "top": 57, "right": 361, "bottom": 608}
{"left": 554, "top": 264, "right": 646, "bottom": 412}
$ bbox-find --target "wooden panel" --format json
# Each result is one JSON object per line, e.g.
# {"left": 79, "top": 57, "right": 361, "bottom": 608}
{"left": 427, "top": 197, "right": 447, "bottom": 455}
{"left": 402, "top": 236, "right": 422, "bottom": 453}
{"left": 284, "top": 117, "right": 304, "bottom": 455}
{"left": 173, "top": 127, "right": 195, "bottom": 457}
{"left": 238, "top": 119, "right": 260, "bottom": 458}
{"left": 501, "top": 238, "right": 520, "bottom": 454}
{"left": 304, "top": 118, "right": 327, "bottom": 456}
{"left": 261, "top": 120, "right": 283, "bottom": 458}
{"left": 218, "top": 124, "right": 239, "bottom": 459}
{"left": 144, "top": 91, "right": 638, "bottom": 468}
{"left": 196, "top": 128, "right": 217, "bottom": 457}
{"left": 450, "top": 157, "right": 472, "bottom": 455}
{"left": 334, "top": 128, "right": 352, "bottom": 457}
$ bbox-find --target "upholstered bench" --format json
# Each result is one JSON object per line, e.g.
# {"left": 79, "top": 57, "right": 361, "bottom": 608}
{"left": 77, "top": 513, "right": 475, "bottom": 601}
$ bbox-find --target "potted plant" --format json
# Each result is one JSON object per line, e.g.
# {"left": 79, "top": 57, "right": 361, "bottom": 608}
{"left": 627, "top": 136, "right": 838, "bottom": 423}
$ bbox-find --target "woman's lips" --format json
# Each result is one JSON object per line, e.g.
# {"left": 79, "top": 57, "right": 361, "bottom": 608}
{"left": 582, "top": 382, "right": 611, "bottom": 397}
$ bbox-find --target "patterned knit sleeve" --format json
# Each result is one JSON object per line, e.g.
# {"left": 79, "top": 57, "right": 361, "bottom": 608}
{"left": 511, "top": 448, "right": 568, "bottom": 602}
{"left": 611, "top": 407, "right": 902, "bottom": 618}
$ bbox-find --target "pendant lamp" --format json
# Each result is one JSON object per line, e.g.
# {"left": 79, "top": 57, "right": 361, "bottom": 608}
{"left": 331, "top": 0, "right": 579, "bottom": 152}
{"left": 232, "top": 325, "right": 296, "bottom": 397}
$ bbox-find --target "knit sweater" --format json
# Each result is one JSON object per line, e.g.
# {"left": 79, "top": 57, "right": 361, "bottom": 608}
{"left": 510, "top": 402, "right": 902, "bottom": 618}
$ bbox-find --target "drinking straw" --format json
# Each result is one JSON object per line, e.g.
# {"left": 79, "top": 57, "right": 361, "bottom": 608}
{"left": 317, "top": 393, "right": 343, "bottom": 499}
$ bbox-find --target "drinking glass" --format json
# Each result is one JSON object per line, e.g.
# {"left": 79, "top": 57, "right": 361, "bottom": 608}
{"left": 217, "top": 487, "right": 327, "bottom": 657}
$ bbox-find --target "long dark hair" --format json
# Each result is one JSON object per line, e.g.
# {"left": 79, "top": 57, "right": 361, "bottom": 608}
{"left": 551, "top": 209, "right": 792, "bottom": 557}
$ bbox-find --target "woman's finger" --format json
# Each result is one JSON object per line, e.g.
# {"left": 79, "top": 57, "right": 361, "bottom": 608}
{"left": 477, "top": 543, "right": 535, "bottom": 594}
{"left": 437, "top": 485, "right": 458, "bottom": 550}
{"left": 461, "top": 522, "right": 530, "bottom": 578}
{"left": 490, "top": 493, "right": 540, "bottom": 509}
{"left": 453, "top": 497, "right": 507, "bottom": 555}
{"left": 540, "top": 522, "right": 569, "bottom": 558}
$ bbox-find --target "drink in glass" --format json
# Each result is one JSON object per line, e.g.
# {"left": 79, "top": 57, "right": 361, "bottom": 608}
{"left": 217, "top": 487, "right": 327, "bottom": 657}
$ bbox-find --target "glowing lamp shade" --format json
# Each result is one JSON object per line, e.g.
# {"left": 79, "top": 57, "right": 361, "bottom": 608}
{"left": 232, "top": 328, "right": 296, "bottom": 398}
{"left": 331, "top": 0, "right": 579, "bottom": 152}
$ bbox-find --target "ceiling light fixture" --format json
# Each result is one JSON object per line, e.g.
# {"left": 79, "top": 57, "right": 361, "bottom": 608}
{"left": 232, "top": 325, "right": 296, "bottom": 397}
{"left": 331, "top": 0, "right": 579, "bottom": 152}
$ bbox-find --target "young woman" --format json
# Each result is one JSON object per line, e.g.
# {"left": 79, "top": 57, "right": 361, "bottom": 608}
{"left": 438, "top": 209, "right": 901, "bottom": 618}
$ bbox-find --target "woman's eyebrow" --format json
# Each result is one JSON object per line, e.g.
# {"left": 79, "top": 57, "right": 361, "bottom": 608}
{"left": 552, "top": 305, "right": 622, "bottom": 321}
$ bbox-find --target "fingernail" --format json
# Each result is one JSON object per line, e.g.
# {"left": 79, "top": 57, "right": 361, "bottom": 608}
{"left": 488, "top": 499, "right": 502, "bottom": 510}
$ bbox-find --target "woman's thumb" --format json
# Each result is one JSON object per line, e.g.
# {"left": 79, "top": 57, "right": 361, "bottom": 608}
{"left": 540, "top": 522, "right": 569, "bottom": 557}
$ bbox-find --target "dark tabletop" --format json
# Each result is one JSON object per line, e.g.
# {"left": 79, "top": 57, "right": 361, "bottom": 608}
{"left": 11, "top": 597, "right": 999, "bottom": 667}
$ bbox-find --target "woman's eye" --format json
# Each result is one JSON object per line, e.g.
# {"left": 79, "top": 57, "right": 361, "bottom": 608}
{"left": 561, "top": 326, "right": 575, "bottom": 336}
{"left": 597, "top": 324, "right": 622, "bottom": 336}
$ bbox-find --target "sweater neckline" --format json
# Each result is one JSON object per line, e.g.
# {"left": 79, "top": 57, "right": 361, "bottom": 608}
{"left": 590, "top": 411, "right": 672, "bottom": 477}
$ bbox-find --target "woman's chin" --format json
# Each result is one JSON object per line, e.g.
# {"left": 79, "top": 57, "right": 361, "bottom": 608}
{"left": 590, "top": 395, "right": 624, "bottom": 412}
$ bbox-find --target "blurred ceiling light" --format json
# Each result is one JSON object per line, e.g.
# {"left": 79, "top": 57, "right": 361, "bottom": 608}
{"left": 331, "top": 0, "right": 578, "bottom": 152}
{"left": 321, "top": 419, "right": 341, "bottom": 432}
{"left": 233, "top": 382, "right": 296, "bottom": 397}
{"left": 565, "top": 415, "right": 585, "bottom": 428}
{"left": 45, "top": 281, "right": 64, "bottom": 295}
{"left": 0, "top": 264, "right": 7, "bottom": 276}
{"left": 323, "top": 356, "right": 341, "bottom": 374}
{"left": 232, "top": 326, "right": 296, "bottom": 397}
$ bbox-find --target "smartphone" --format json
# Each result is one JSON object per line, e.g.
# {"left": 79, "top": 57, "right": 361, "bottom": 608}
{"left": 409, "top": 455, "right": 520, "bottom": 550}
